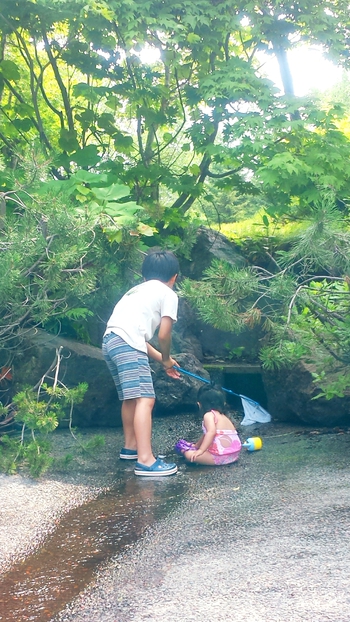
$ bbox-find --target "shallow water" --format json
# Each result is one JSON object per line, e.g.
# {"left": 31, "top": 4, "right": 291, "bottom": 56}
{"left": 0, "top": 472, "right": 187, "bottom": 622}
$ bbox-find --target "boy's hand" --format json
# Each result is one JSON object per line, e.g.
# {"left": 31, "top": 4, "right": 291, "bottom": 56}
{"left": 163, "top": 357, "right": 181, "bottom": 378}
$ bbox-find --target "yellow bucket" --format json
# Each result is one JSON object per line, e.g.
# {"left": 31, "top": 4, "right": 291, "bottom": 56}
{"left": 243, "top": 437, "right": 263, "bottom": 452}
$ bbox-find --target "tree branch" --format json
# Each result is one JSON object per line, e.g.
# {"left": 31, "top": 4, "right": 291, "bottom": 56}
{"left": 14, "top": 30, "right": 53, "bottom": 152}
{"left": 41, "top": 30, "right": 75, "bottom": 133}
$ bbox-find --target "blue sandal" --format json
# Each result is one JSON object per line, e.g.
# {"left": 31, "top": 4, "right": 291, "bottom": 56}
{"left": 120, "top": 448, "right": 138, "bottom": 460}
{"left": 134, "top": 457, "right": 178, "bottom": 477}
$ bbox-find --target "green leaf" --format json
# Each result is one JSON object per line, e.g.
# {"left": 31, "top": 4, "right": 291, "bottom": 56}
{"left": 12, "top": 118, "right": 33, "bottom": 132}
{"left": 87, "top": 201, "right": 102, "bottom": 216}
{"left": 64, "top": 308, "right": 93, "bottom": 320}
{"left": 59, "top": 128, "right": 80, "bottom": 153}
{"left": 97, "top": 112, "right": 117, "bottom": 133}
{"left": 105, "top": 95, "right": 121, "bottom": 110}
{"left": 187, "top": 33, "right": 201, "bottom": 43}
{"left": 103, "top": 201, "right": 140, "bottom": 216}
{"left": 76, "top": 193, "right": 88, "bottom": 203}
{"left": 75, "top": 109, "right": 95, "bottom": 129}
{"left": 114, "top": 133, "right": 133, "bottom": 153}
{"left": 190, "top": 164, "right": 201, "bottom": 176}
{"left": 16, "top": 103, "right": 36, "bottom": 118}
{"left": 92, "top": 183, "right": 131, "bottom": 202}
{"left": 74, "top": 170, "right": 108, "bottom": 184}
{"left": 104, "top": 228, "right": 123, "bottom": 243}
{"left": 72, "top": 83, "right": 106, "bottom": 102}
{"left": 176, "top": 63, "right": 192, "bottom": 80}
{"left": 75, "top": 184, "right": 91, "bottom": 196}
{"left": 71, "top": 145, "right": 100, "bottom": 167}
{"left": 0, "top": 60, "right": 20, "bottom": 81}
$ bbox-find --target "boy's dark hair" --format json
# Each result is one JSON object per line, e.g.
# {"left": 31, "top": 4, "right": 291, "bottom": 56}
{"left": 142, "top": 250, "right": 179, "bottom": 283}
{"left": 197, "top": 384, "right": 226, "bottom": 415}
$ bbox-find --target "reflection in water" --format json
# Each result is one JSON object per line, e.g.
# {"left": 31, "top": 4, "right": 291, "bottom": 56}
{"left": 0, "top": 474, "right": 186, "bottom": 622}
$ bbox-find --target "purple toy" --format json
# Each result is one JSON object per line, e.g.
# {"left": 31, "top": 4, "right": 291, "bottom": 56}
{"left": 174, "top": 439, "right": 197, "bottom": 455}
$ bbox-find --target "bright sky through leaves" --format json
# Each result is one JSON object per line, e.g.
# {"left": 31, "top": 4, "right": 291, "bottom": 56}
{"left": 139, "top": 43, "right": 344, "bottom": 97}
{"left": 256, "top": 46, "right": 343, "bottom": 96}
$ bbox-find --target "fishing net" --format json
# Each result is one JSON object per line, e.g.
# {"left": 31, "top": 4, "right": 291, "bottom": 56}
{"left": 240, "top": 397, "right": 272, "bottom": 426}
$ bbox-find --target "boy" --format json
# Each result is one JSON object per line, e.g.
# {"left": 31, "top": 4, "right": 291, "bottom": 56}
{"left": 102, "top": 250, "right": 180, "bottom": 477}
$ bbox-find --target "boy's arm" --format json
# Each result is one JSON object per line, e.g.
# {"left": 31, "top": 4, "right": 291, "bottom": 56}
{"left": 147, "top": 316, "right": 180, "bottom": 379}
{"left": 157, "top": 316, "right": 173, "bottom": 365}
{"left": 146, "top": 343, "right": 162, "bottom": 363}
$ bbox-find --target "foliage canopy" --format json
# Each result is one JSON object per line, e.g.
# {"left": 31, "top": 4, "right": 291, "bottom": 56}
{"left": 1, "top": 1, "right": 350, "bottom": 461}
{"left": 1, "top": 0, "right": 350, "bottom": 223}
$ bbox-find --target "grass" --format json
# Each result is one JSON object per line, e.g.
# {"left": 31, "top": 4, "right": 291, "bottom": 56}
{"left": 215, "top": 209, "right": 309, "bottom": 242}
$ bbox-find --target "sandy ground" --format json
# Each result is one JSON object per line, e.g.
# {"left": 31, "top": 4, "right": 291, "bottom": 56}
{"left": 1, "top": 416, "right": 350, "bottom": 622}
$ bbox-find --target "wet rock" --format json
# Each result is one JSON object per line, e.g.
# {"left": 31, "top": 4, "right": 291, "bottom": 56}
{"left": 262, "top": 360, "right": 350, "bottom": 427}
{"left": 153, "top": 352, "right": 210, "bottom": 415}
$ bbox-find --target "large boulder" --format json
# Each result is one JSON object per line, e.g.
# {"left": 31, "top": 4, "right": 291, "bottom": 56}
{"left": 171, "top": 299, "right": 203, "bottom": 360}
{"left": 153, "top": 352, "right": 210, "bottom": 415}
{"left": 180, "top": 225, "right": 245, "bottom": 280}
{"left": 9, "top": 329, "right": 121, "bottom": 428}
{"left": 262, "top": 361, "right": 350, "bottom": 427}
{"left": 189, "top": 318, "right": 260, "bottom": 362}
{"left": 176, "top": 226, "right": 260, "bottom": 362}
{"left": 5, "top": 330, "right": 209, "bottom": 427}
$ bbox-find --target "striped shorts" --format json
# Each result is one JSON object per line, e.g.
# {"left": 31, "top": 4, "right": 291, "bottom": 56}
{"left": 102, "top": 333, "right": 155, "bottom": 401}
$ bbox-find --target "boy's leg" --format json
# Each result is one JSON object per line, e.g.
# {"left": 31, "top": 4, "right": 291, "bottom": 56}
{"left": 121, "top": 399, "right": 137, "bottom": 451}
{"left": 133, "top": 397, "right": 156, "bottom": 466}
{"left": 103, "top": 334, "right": 175, "bottom": 471}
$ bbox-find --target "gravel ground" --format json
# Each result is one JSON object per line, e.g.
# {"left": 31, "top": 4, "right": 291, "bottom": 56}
{"left": 1, "top": 416, "right": 350, "bottom": 622}
{"left": 54, "top": 423, "right": 350, "bottom": 622}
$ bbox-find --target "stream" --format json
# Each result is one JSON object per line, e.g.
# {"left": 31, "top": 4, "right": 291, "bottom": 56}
{"left": 0, "top": 474, "right": 188, "bottom": 622}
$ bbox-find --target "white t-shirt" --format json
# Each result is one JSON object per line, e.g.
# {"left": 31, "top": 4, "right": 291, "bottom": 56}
{"left": 104, "top": 279, "right": 178, "bottom": 353}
